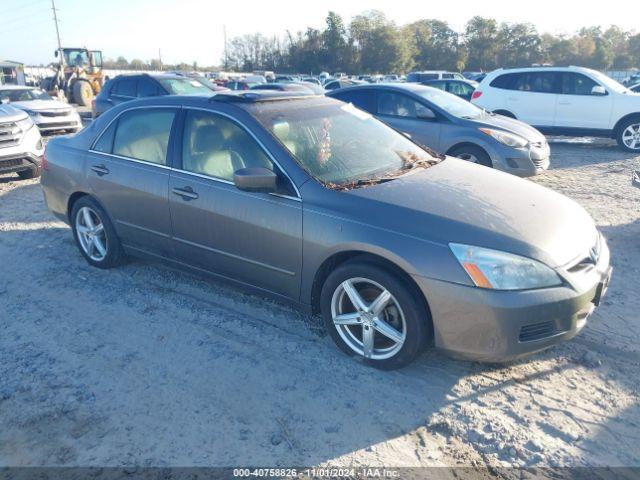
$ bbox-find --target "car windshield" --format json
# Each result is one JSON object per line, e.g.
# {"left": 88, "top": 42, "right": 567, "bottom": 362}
{"left": 0, "top": 88, "right": 52, "bottom": 102}
{"left": 247, "top": 97, "right": 440, "bottom": 187}
{"left": 157, "top": 78, "right": 211, "bottom": 95}
{"left": 417, "top": 88, "right": 483, "bottom": 118}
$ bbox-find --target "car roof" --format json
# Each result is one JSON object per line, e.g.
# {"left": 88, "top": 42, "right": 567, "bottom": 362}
{"left": 328, "top": 82, "right": 438, "bottom": 95}
{"left": 486, "top": 65, "right": 599, "bottom": 77}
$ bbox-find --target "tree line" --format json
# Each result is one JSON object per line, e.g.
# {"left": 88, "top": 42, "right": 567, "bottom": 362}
{"left": 223, "top": 11, "right": 640, "bottom": 74}
{"left": 97, "top": 11, "right": 640, "bottom": 75}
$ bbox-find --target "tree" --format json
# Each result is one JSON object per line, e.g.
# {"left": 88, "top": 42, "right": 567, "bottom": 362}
{"left": 496, "top": 23, "right": 542, "bottom": 67}
{"left": 349, "top": 11, "right": 413, "bottom": 73}
{"left": 464, "top": 17, "right": 499, "bottom": 70}
{"left": 405, "top": 19, "right": 461, "bottom": 71}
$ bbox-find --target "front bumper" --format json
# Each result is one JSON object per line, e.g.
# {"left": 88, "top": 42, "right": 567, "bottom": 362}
{"left": 0, "top": 152, "right": 42, "bottom": 174}
{"left": 412, "top": 239, "right": 611, "bottom": 362}
{"left": 490, "top": 141, "right": 550, "bottom": 177}
{"left": 33, "top": 114, "right": 82, "bottom": 133}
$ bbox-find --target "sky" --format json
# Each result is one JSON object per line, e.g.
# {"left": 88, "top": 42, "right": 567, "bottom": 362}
{"left": 1, "top": 0, "right": 637, "bottom": 67}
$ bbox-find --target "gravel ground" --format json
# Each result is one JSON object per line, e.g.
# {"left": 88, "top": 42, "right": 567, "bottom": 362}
{"left": 0, "top": 138, "right": 639, "bottom": 469}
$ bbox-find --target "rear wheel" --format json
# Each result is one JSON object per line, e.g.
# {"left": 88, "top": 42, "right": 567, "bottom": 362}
{"left": 448, "top": 145, "right": 493, "bottom": 167}
{"left": 72, "top": 81, "right": 94, "bottom": 106}
{"left": 321, "top": 261, "right": 431, "bottom": 370}
{"left": 616, "top": 117, "right": 640, "bottom": 152}
{"left": 71, "top": 196, "right": 125, "bottom": 269}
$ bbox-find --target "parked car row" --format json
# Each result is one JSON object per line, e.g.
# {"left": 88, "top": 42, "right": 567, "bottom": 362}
{"left": 41, "top": 91, "right": 612, "bottom": 369}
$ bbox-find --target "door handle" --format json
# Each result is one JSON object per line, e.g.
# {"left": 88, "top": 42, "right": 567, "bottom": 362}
{"left": 90, "top": 164, "right": 109, "bottom": 176}
{"left": 558, "top": 101, "right": 571, "bottom": 105}
{"left": 507, "top": 97, "right": 518, "bottom": 101}
{"left": 172, "top": 186, "right": 199, "bottom": 200}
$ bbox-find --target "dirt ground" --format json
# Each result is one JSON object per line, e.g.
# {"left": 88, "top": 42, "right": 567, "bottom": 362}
{"left": 0, "top": 138, "right": 638, "bottom": 469}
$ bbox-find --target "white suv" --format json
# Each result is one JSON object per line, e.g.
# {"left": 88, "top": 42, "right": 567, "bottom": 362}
{"left": 472, "top": 66, "right": 640, "bottom": 152}
{"left": 0, "top": 104, "right": 44, "bottom": 180}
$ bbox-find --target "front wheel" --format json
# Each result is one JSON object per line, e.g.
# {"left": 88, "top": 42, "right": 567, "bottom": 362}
{"left": 448, "top": 145, "right": 493, "bottom": 168}
{"left": 321, "top": 261, "right": 431, "bottom": 370}
{"left": 617, "top": 117, "right": 640, "bottom": 152}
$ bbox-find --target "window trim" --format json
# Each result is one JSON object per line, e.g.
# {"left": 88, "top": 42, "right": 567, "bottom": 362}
{"left": 176, "top": 107, "right": 301, "bottom": 200}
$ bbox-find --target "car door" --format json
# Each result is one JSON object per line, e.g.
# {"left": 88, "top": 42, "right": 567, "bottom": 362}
{"left": 554, "top": 72, "right": 613, "bottom": 130}
{"left": 504, "top": 71, "right": 559, "bottom": 127}
{"left": 168, "top": 108, "right": 302, "bottom": 300}
{"left": 376, "top": 90, "right": 442, "bottom": 150}
{"left": 87, "top": 107, "right": 177, "bottom": 257}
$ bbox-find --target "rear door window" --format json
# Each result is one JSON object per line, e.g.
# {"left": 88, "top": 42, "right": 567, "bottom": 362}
{"left": 112, "top": 109, "right": 176, "bottom": 165}
{"left": 511, "top": 72, "right": 559, "bottom": 94}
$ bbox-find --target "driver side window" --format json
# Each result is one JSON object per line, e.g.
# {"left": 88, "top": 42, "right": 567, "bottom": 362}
{"left": 181, "top": 110, "right": 296, "bottom": 196}
{"left": 377, "top": 92, "right": 427, "bottom": 118}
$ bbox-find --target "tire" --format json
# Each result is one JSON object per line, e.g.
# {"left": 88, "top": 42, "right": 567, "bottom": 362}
{"left": 70, "top": 196, "right": 125, "bottom": 269}
{"left": 493, "top": 110, "right": 516, "bottom": 119}
{"left": 17, "top": 166, "right": 41, "bottom": 180}
{"left": 616, "top": 116, "right": 640, "bottom": 152}
{"left": 320, "top": 260, "right": 431, "bottom": 370}
{"left": 448, "top": 145, "right": 493, "bottom": 168}
{"left": 72, "top": 81, "right": 94, "bottom": 107}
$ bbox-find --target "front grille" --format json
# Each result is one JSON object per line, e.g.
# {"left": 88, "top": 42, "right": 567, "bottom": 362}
{"left": 0, "top": 122, "right": 23, "bottom": 148}
{"left": 519, "top": 321, "right": 557, "bottom": 342}
{"left": 38, "top": 121, "right": 77, "bottom": 129}
{"left": 567, "top": 234, "right": 601, "bottom": 274}
{"left": 38, "top": 110, "right": 71, "bottom": 117}
{"left": 0, "top": 158, "right": 23, "bottom": 169}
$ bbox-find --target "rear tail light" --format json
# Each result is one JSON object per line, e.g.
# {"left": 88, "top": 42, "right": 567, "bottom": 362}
{"left": 471, "top": 91, "right": 482, "bottom": 100}
{"left": 41, "top": 147, "right": 49, "bottom": 171}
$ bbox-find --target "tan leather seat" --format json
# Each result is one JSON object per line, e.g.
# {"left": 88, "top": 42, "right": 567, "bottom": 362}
{"left": 185, "top": 124, "right": 245, "bottom": 180}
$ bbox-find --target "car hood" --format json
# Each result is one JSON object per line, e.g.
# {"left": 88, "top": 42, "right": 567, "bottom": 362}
{"left": 0, "top": 104, "right": 29, "bottom": 122}
{"left": 466, "top": 112, "right": 546, "bottom": 143}
{"left": 11, "top": 99, "right": 73, "bottom": 112}
{"left": 344, "top": 158, "right": 597, "bottom": 268}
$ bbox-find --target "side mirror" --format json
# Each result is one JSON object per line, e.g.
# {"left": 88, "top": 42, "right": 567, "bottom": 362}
{"left": 54, "top": 50, "right": 59, "bottom": 58}
{"left": 416, "top": 107, "right": 436, "bottom": 120}
{"left": 591, "top": 85, "right": 607, "bottom": 96}
{"left": 233, "top": 167, "right": 277, "bottom": 193}
{"left": 0, "top": 98, "right": 9, "bottom": 105}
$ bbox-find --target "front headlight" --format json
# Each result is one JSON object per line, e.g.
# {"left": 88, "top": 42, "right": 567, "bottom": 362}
{"left": 479, "top": 128, "right": 528, "bottom": 149}
{"left": 449, "top": 243, "right": 562, "bottom": 290}
{"left": 16, "top": 116, "right": 35, "bottom": 132}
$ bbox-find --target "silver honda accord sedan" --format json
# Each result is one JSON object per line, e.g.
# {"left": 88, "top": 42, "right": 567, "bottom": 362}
{"left": 41, "top": 91, "right": 612, "bottom": 369}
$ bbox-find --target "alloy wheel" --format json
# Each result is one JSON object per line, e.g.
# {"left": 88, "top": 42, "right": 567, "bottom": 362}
{"left": 622, "top": 123, "right": 640, "bottom": 150}
{"left": 331, "top": 277, "right": 407, "bottom": 360}
{"left": 75, "top": 206, "right": 108, "bottom": 262}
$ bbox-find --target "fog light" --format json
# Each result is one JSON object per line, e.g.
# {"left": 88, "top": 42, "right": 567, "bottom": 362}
{"left": 506, "top": 158, "right": 519, "bottom": 169}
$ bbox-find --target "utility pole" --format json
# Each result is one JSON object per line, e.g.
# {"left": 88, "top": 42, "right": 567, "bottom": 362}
{"left": 223, "top": 25, "right": 228, "bottom": 70}
{"left": 51, "top": 0, "right": 64, "bottom": 66}
{"left": 158, "top": 48, "right": 163, "bottom": 71}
